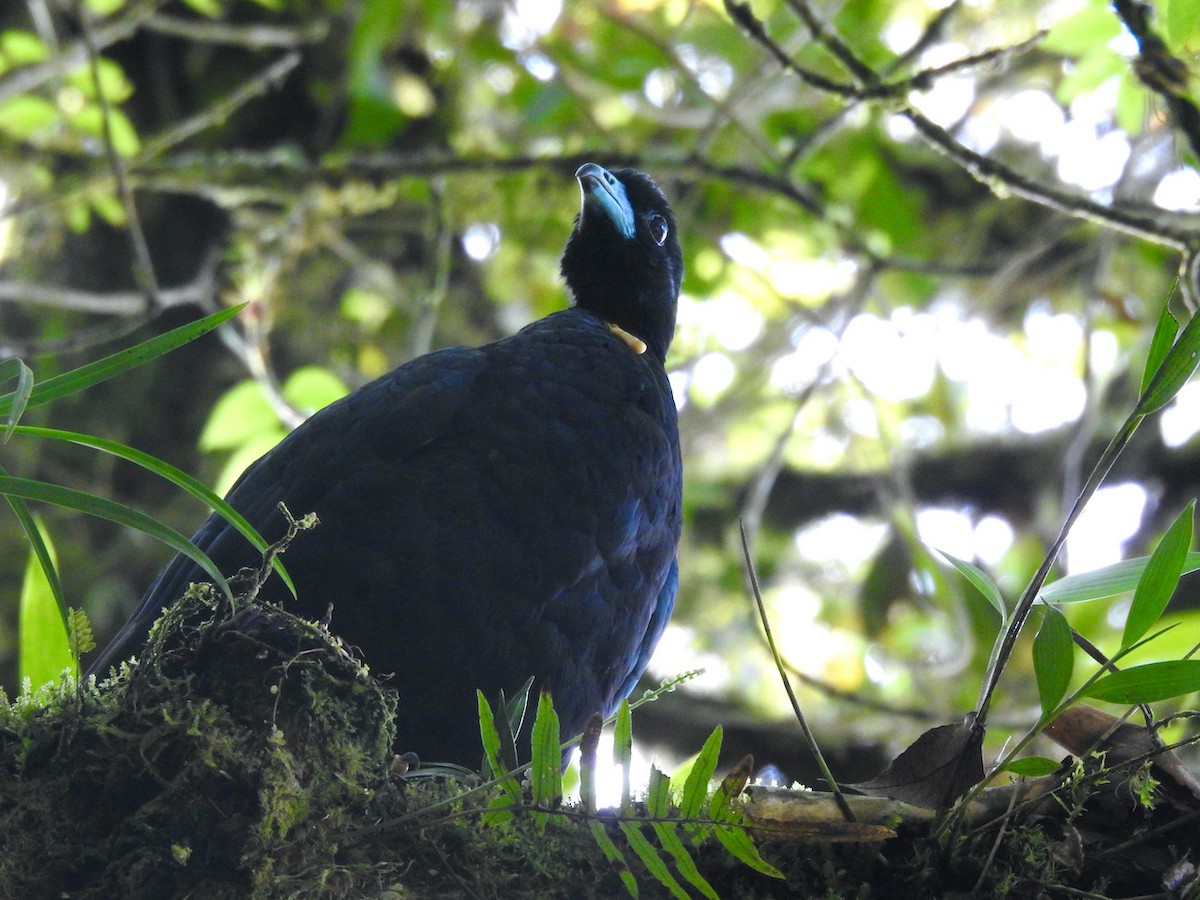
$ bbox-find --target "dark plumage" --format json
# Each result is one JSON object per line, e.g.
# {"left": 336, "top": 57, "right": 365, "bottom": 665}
{"left": 87, "top": 164, "right": 684, "bottom": 767}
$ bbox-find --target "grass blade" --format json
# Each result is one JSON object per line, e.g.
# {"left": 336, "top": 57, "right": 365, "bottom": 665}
{"left": 11, "top": 424, "right": 295, "bottom": 596}
{"left": 1, "top": 463, "right": 67, "bottom": 633}
{"left": 0, "top": 306, "right": 243, "bottom": 418}
{"left": 0, "top": 474, "right": 231, "bottom": 599}
{"left": 0, "top": 357, "right": 33, "bottom": 441}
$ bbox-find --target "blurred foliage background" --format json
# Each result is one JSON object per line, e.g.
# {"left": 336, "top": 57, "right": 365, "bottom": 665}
{"left": 2, "top": 0, "right": 1199, "bottom": 783}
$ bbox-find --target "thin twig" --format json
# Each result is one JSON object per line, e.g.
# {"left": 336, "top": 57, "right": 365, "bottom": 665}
{"left": 144, "top": 13, "right": 327, "bottom": 49}
{"left": 137, "top": 52, "right": 303, "bottom": 162}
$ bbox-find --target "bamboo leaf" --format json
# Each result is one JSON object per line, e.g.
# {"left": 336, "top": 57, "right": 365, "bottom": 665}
{"left": 1137, "top": 306, "right": 1200, "bottom": 415}
{"left": 1033, "top": 606, "right": 1074, "bottom": 714}
{"left": 940, "top": 549, "right": 1007, "bottom": 622}
{"left": 0, "top": 475, "right": 232, "bottom": 599}
{"left": 1142, "top": 302, "right": 1179, "bottom": 396}
{"left": 1082, "top": 660, "right": 1200, "bottom": 704}
{"left": 1038, "top": 551, "right": 1200, "bottom": 605}
{"left": 0, "top": 306, "right": 243, "bottom": 418}
{"left": 1123, "top": 501, "right": 1194, "bottom": 649}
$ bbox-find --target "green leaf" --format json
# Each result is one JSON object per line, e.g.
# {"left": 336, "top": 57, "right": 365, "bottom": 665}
{"left": 180, "top": 0, "right": 223, "bottom": 17}
{"left": 0, "top": 306, "right": 244, "bottom": 419}
{"left": 198, "top": 380, "right": 278, "bottom": 451}
{"left": 0, "top": 475, "right": 233, "bottom": 600}
{"left": 1143, "top": 301, "right": 1180, "bottom": 396}
{"left": 281, "top": 366, "right": 349, "bottom": 414}
{"left": 1038, "top": 551, "right": 1200, "bottom": 604}
{"left": 679, "top": 726, "right": 721, "bottom": 822}
{"left": 1137, "top": 307, "right": 1200, "bottom": 415}
{"left": 1082, "top": 660, "right": 1200, "bottom": 704}
{"left": 11, "top": 424, "right": 295, "bottom": 597}
{"left": 940, "top": 549, "right": 1007, "bottom": 622}
{"left": 504, "top": 675, "right": 536, "bottom": 739}
{"left": 0, "top": 95, "right": 59, "bottom": 140}
{"left": 589, "top": 819, "right": 638, "bottom": 898}
{"left": 619, "top": 820, "right": 688, "bottom": 900}
{"left": 615, "top": 698, "right": 633, "bottom": 813}
{"left": 1123, "top": 502, "right": 1194, "bottom": 649}
{"left": 0, "top": 357, "right": 32, "bottom": 442}
{"left": 1164, "top": 0, "right": 1200, "bottom": 50}
{"left": 579, "top": 714, "right": 602, "bottom": 815}
{"left": 1, "top": 461, "right": 66, "bottom": 627}
{"left": 1001, "top": 756, "right": 1063, "bottom": 777}
{"left": 530, "top": 690, "right": 562, "bottom": 830}
{"left": 712, "top": 825, "right": 785, "bottom": 878}
{"left": 0, "top": 30, "right": 51, "bottom": 71}
{"left": 18, "top": 517, "right": 74, "bottom": 686}
{"left": 647, "top": 766, "right": 720, "bottom": 900}
{"left": 1033, "top": 606, "right": 1074, "bottom": 714}
{"left": 477, "top": 691, "right": 521, "bottom": 824}
{"left": 1041, "top": 1, "right": 1122, "bottom": 55}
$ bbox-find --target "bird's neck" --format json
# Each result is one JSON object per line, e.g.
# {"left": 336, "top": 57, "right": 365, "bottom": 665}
{"left": 575, "top": 288, "right": 676, "bottom": 363}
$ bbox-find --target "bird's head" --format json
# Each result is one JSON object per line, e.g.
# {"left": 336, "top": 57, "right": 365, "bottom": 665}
{"left": 561, "top": 163, "right": 683, "bottom": 362}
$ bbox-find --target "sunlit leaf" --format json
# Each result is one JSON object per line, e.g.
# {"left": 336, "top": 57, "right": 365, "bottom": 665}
{"left": 680, "top": 726, "right": 721, "bottom": 824}
{"left": 1038, "top": 551, "right": 1200, "bottom": 605}
{"left": 530, "top": 690, "right": 561, "bottom": 830}
{"left": 18, "top": 517, "right": 74, "bottom": 686}
{"left": 1123, "top": 502, "right": 1193, "bottom": 649}
{"left": 477, "top": 691, "right": 520, "bottom": 824}
{"left": 615, "top": 698, "right": 633, "bottom": 812}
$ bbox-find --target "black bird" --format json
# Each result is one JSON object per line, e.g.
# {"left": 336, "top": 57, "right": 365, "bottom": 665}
{"left": 87, "top": 164, "right": 684, "bottom": 767}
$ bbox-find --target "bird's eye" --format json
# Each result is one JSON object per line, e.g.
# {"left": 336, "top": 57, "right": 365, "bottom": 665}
{"left": 647, "top": 214, "right": 669, "bottom": 246}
